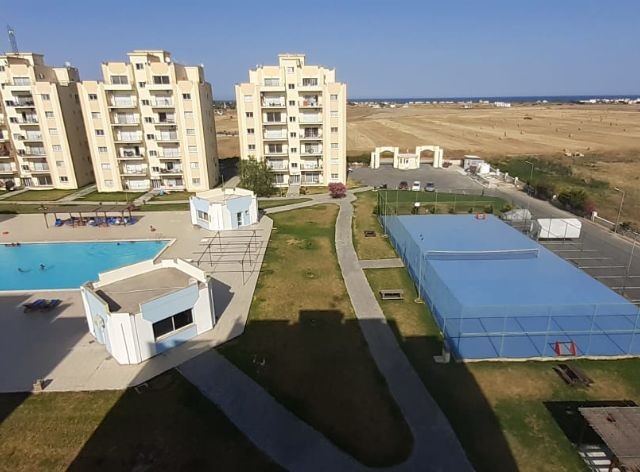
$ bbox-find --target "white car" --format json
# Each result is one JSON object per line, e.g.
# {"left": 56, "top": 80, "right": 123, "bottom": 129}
{"left": 411, "top": 181, "right": 421, "bottom": 192}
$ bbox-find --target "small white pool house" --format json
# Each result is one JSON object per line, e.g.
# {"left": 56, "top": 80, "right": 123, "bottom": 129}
{"left": 190, "top": 187, "right": 258, "bottom": 231}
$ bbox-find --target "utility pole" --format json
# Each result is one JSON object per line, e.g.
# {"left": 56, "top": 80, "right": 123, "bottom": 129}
{"left": 614, "top": 187, "right": 625, "bottom": 234}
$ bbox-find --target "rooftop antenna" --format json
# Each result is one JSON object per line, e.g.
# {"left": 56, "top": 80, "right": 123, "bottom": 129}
{"left": 7, "top": 25, "right": 18, "bottom": 53}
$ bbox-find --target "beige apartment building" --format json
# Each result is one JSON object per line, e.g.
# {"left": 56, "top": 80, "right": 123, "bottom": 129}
{"left": 0, "top": 53, "right": 94, "bottom": 190}
{"left": 235, "top": 54, "right": 347, "bottom": 187}
{"left": 78, "top": 50, "right": 219, "bottom": 192}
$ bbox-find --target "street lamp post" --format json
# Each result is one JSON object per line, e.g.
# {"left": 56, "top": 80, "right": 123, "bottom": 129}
{"left": 614, "top": 187, "right": 625, "bottom": 234}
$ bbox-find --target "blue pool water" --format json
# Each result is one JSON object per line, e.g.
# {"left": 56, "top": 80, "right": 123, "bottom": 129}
{"left": 1, "top": 240, "right": 169, "bottom": 290}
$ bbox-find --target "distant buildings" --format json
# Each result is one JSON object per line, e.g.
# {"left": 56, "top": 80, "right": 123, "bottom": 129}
{"left": 78, "top": 50, "right": 220, "bottom": 192}
{"left": 0, "top": 53, "right": 94, "bottom": 190}
{"left": 235, "top": 54, "right": 347, "bottom": 187}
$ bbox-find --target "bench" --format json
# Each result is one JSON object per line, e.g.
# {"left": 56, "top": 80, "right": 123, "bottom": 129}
{"left": 553, "top": 363, "right": 593, "bottom": 387}
{"left": 364, "top": 230, "right": 376, "bottom": 237}
{"left": 380, "top": 289, "right": 404, "bottom": 300}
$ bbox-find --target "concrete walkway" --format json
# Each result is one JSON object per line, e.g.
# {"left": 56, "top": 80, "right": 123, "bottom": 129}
{"left": 359, "top": 258, "right": 404, "bottom": 269}
{"left": 179, "top": 351, "right": 363, "bottom": 472}
{"left": 58, "top": 185, "right": 97, "bottom": 202}
{"left": 181, "top": 190, "right": 472, "bottom": 471}
{"left": 335, "top": 195, "right": 472, "bottom": 470}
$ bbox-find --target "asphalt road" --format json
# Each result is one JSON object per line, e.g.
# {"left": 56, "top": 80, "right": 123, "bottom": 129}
{"left": 352, "top": 165, "right": 640, "bottom": 304}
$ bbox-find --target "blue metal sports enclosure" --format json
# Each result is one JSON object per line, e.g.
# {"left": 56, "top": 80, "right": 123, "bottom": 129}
{"left": 381, "top": 213, "right": 640, "bottom": 360}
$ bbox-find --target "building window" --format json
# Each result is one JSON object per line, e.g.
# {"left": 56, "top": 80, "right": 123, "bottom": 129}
{"left": 189, "top": 162, "right": 199, "bottom": 169}
{"left": 192, "top": 178, "right": 201, "bottom": 185}
{"left": 287, "top": 67, "right": 294, "bottom": 73}
{"left": 49, "top": 128, "right": 59, "bottom": 135}
{"left": 289, "top": 117, "right": 296, "bottom": 123}
{"left": 135, "top": 63, "right": 144, "bottom": 70}
{"left": 153, "top": 75, "right": 170, "bottom": 85}
{"left": 248, "top": 144, "right": 255, "bottom": 150}
{"left": 288, "top": 84, "right": 295, "bottom": 90}
{"left": 182, "top": 93, "right": 191, "bottom": 100}
{"left": 186, "top": 128, "right": 195, "bottom": 136}
{"left": 45, "top": 111, "right": 54, "bottom": 118}
{"left": 288, "top": 100, "right": 295, "bottom": 106}
{"left": 152, "top": 309, "right": 193, "bottom": 339}
{"left": 188, "top": 145, "right": 197, "bottom": 153}
{"left": 14, "top": 77, "right": 31, "bottom": 86}
{"left": 291, "top": 162, "right": 298, "bottom": 168}
{"left": 99, "top": 163, "right": 110, "bottom": 170}
{"left": 290, "top": 147, "right": 297, "bottom": 153}
{"left": 331, "top": 173, "right": 339, "bottom": 180}
{"left": 91, "top": 112, "right": 101, "bottom": 119}
{"left": 331, "top": 111, "right": 339, "bottom": 118}
{"left": 146, "top": 134, "right": 155, "bottom": 140}
{"left": 138, "top": 82, "right": 146, "bottom": 88}
{"left": 247, "top": 128, "right": 254, "bottom": 134}
{"left": 151, "top": 166, "right": 160, "bottom": 173}
{"left": 184, "top": 111, "right": 193, "bottom": 119}
{"left": 41, "top": 94, "right": 50, "bottom": 101}
{"left": 245, "top": 112, "right": 253, "bottom": 118}
{"left": 149, "top": 150, "right": 157, "bottom": 156}
{"left": 95, "top": 129, "right": 104, "bottom": 136}
{"left": 97, "top": 146, "right": 107, "bottom": 153}
{"left": 0, "top": 66, "right": 4, "bottom": 71}
{"left": 142, "top": 99, "right": 150, "bottom": 106}
{"left": 88, "top": 94, "right": 98, "bottom": 101}
{"left": 56, "top": 160, "right": 64, "bottom": 167}
{"left": 303, "top": 78, "right": 319, "bottom": 86}
{"left": 52, "top": 146, "right": 62, "bottom": 152}
{"left": 243, "top": 95, "right": 252, "bottom": 102}
{"left": 111, "top": 75, "right": 128, "bottom": 85}
{"left": 197, "top": 209, "right": 209, "bottom": 221}
{"left": 264, "top": 78, "right": 280, "bottom": 87}
{"left": 60, "top": 176, "right": 69, "bottom": 183}
{"left": 104, "top": 179, "right": 114, "bottom": 187}
{"left": 144, "top": 117, "right": 153, "bottom": 123}
{"left": 331, "top": 143, "right": 339, "bottom": 149}
{"left": 331, "top": 94, "right": 338, "bottom": 101}
{"left": 331, "top": 127, "right": 338, "bottom": 133}
{"left": 290, "top": 132, "right": 296, "bottom": 138}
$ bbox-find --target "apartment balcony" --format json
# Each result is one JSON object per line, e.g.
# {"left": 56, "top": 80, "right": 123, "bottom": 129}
{"left": 263, "top": 119, "right": 287, "bottom": 126}
{"left": 156, "top": 134, "right": 179, "bottom": 142}
{"left": 158, "top": 154, "right": 181, "bottom": 160}
{"left": 0, "top": 149, "right": 11, "bottom": 157}
{"left": 19, "top": 149, "right": 46, "bottom": 158}
{"left": 0, "top": 134, "right": 9, "bottom": 142}
{"left": 300, "top": 132, "right": 322, "bottom": 140}
{"left": 108, "top": 99, "right": 137, "bottom": 108}
{"left": 28, "top": 164, "right": 50, "bottom": 173}
{"left": 261, "top": 99, "right": 286, "bottom": 108}
{"left": 299, "top": 99, "right": 322, "bottom": 108}
{"left": 265, "top": 148, "right": 287, "bottom": 156}
{"left": 13, "top": 117, "right": 39, "bottom": 125}
{"left": 111, "top": 118, "right": 140, "bottom": 126}
{"left": 261, "top": 83, "right": 285, "bottom": 92}
{"left": 263, "top": 130, "right": 287, "bottom": 140}
{"left": 300, "top": 163, "right": 323, "bottom": 170}
{"left": 6, "top": 97, "right": 35, "bottom": 108}
{"left": 22, "top": 133, "right": 43, "bottom": 142}
{"left": 114, "top": 135, "right": 143, "bottom": 143}
{"left": 298, "top": 80, "right": 322, "bottom": 90}
{"left": 158, "top": 167, "right": 183, "bottom": 175}
{"left": 154, "top": 118, "right": 176, "bottom": 126}
{"left": 0, "top": 163, "right": 16, "bottom": 173}
{"left": 120, "top": 167, "right": 148, "bottom": 176}
{"left": 151, "top": 99, "right": 174, "bottom": 108}
{"left": 267, "top": 161, "right": 289, "bottom": 171}
{"left": 299, "top": 115, "right": 322, "bottom": 124}
{"left": 301, "top": 147, "right": 323, "bottom": 156}
{"left": 118, "top": 151, "right": 144, "bottom": 160}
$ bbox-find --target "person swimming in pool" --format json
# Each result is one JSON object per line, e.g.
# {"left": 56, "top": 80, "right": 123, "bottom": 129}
{"left": 17, "top": 267, "right": 26, "bottom": 272}
{"left": 40, "top": 264, "right": 46, "bottom": 270}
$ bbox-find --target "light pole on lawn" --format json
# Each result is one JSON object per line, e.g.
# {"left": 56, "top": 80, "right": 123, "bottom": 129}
{"left": 524, "top": 160, "right": 535, "bottom": 195}
{"left": 614, "top": 187, "right": 625, "bottom": 234}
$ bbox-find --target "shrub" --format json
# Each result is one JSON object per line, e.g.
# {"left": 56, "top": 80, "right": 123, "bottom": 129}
{"left": 558, "top": 188, "right": 588, "bottom": 212}
{"left": 468, "top": 207, "right": 474, "bottom": 214}
{"left": 534, "top": 182, "right": 556, "bottom": 200}
{"left": 501, "top": 203, "right": 513, "bottom": 213}
{"left": 484, "top": 205, "right": 494, "bottom": 214}
{"left": 448, "top": 207, "right": 455, "bottom": 214}
{"left": 328, "top": 182, "right": 347, "bottom": 199}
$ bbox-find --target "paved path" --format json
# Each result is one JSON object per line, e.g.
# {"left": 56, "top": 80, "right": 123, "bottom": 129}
{"left": 181, "top": 190, "right": 472, "bottom": 471}
{"left": 58, "top": 185, "right": 96, "bottom": 202}
{"left": 335, "top": 195, "right": 472, "bottom": 470}
{"left": 0, "top": 188, "right": 28, "bottom": 200}
{"left": 179, "top": 351, "right": 363, "bottom": 472}
{"left": 359, "top": 258, "right": 405, "bottom": 269}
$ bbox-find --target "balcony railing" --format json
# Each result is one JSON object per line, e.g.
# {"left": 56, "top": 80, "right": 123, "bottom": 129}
{"left": 267, "top": 161, "right": 288, "bottom": 171}
{"left": 301, "top": 164, "right": 322, "bottom": 170}
{"left": 113, "top": 116, "right": 140, "bottom": 125}
{"left": 115, "top": 134, "right": 142, "bottom": 142}
{"left": 263, "top": 119, "right": 286, "bottom": 125}
{"left": 302, "top": 147, "right": 322, "bottom": 155}
{"left": 120, "top": 167, "right": 147, "bottom": 175}
{"left": 29, "top": 164, "right": 50, "bottom": 172}
{"left": 299, "top": 115, "right": 322, "bottom": 124}
{"left": 262, "top": 99, "right": 286, "bottom": 107}
{"left": 110, "top": 99, "right": 136, "bottom": 107}
{"left": 154, "top": 118, "right": 176, "bottom": 124}
{"left": 300, "top": 99, "right": 321, "bottom": 107}
{"left": 265, "top": 148, "right": 286, "bottom": 155}
{"left": 152, "top": 99, "right": 174, "bottom": 107}
{"left": 119, "top": 150, "right": 144, "bottom": 159}
{"left": 264, "top": 130, "right": 287, "bottom": 139}
{"left": 159, "top": 153, "right": 180, "bottom": 159}
{"left": 24, "top": 133, "right": 43, "bottom": 141}
{"left": 159, "top": 167, "right": 183, "bottom": 174}
{"left": 12, "top": 117, "right": 39, "bottom": 124}
{"left": 21, "top": 148, "right": 46, "bottom": 156}
{"left": 0, "top": 164, "right": 15, "bottom": 172}
{"left": 157, "top": 133, "right": 178, "bottom": 141}
{"left": 7, "top": 98, "right": 35, "bottom": 107}
{"left": 301, "top": 132, "right": 322, "bottom": 139}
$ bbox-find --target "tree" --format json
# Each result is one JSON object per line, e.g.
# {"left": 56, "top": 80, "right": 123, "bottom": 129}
{"left": 558, "top": 188, "right": 588, "bottom": 212}
{"left": 238, "top": 157, "right": 276, "bottom": 197}
{"left": 328, "top": 182, "right": 347, "bottom": 198}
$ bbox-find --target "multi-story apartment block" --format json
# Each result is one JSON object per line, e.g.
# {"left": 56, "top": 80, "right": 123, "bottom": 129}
{"left": 235, "top": 54, "right": 347, "bottom": 187}
{"left": 78, "top": 50, "right": 219, "bottom": 193}
{"left": 0, "top": 53, "right": 94, "bottom": 189}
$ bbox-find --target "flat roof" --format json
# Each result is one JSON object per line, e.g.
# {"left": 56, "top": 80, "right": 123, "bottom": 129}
{"left": 96, "top": 268, "right": 194, "bottom": 313}
{"left": 580, "top": 407, "right": 640, "bottom": 470}
{"left": 194, "top": 188, "right": 254, "bottom": 204}
{"left": 396, "top": 215, "right": 634, "bottom": 312}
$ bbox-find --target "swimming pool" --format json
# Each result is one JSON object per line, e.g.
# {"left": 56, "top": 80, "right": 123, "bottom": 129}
{"left": 1, "top": 240, "right": 169, "bottom": 290}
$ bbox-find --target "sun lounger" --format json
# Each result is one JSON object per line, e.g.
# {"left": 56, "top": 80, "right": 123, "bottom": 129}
{"left": 23, "top": 299, "right": 46, "bottom": 312}
{"left": 40, "top": 299, "right": 62, "bottom": 311}
{"left": 54, "top": 218, "right": 64, "bottom": 227}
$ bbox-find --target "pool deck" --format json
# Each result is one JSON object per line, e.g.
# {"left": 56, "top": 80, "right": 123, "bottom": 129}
{"left": 0, "top": 211, "right": 272, "bottom": 392}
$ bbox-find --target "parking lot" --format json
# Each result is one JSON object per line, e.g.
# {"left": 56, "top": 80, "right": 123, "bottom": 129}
{"left": 351, "top": 165, "right": 481, "bottom": 192}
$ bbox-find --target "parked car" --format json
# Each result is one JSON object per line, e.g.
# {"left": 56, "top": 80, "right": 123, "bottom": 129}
{"left": 398, "top": 181, "right": 409, "bottom": 190}
{"left": 424, "top": 182, "right": 436, "bottom": 192}
{"left": 411, "top": 181, "right": 421, "bottom": 192}
{"left": 373, "top": 183, "right": 388, "bottom": 191}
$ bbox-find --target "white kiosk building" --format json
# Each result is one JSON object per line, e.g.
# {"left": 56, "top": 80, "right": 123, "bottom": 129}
{"left": 80, "top": 259, "right": 215, "bottom": 365}
{"left": 190, "top": 188, "right": 258, "bottom": 231}
{"left": 370, "top": 145, "right": 444, "bottom": 169}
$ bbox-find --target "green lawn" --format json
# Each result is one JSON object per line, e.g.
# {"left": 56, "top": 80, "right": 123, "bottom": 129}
{"left": 0, "top": 203, "right": 52, "bottom": 214}
{"left": 219, "top": 204, "right": 413, "bottom": 466}
{"left": 136, "top": 203, "right": 189, "bottom": 212}
{"left": 78, "top": 191, "right": 145, "bottom": 202}
{"left": 0, "top": 371, "right": 279, "bottom": 471}
{"left": 151, "top": 191, "right": 195, "bottom": 201}
{"left": 377, "top": 189, "right": 509, "bottom": 215}
{"left": 364, "top": 267, "right": 640, "bottom": 472}
{"left": 4, "top": 189, "right": 78, "bottom": 202}
{"left": 352, "top": 191, "right": 396, "bottom": 260}
{"left": 258, "top": 198, "right": 311, "bottom": 209}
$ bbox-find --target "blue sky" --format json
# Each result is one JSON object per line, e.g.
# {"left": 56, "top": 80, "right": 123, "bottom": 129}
{"left": 7, "top": 0, "right": 640, "bottom": 99}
